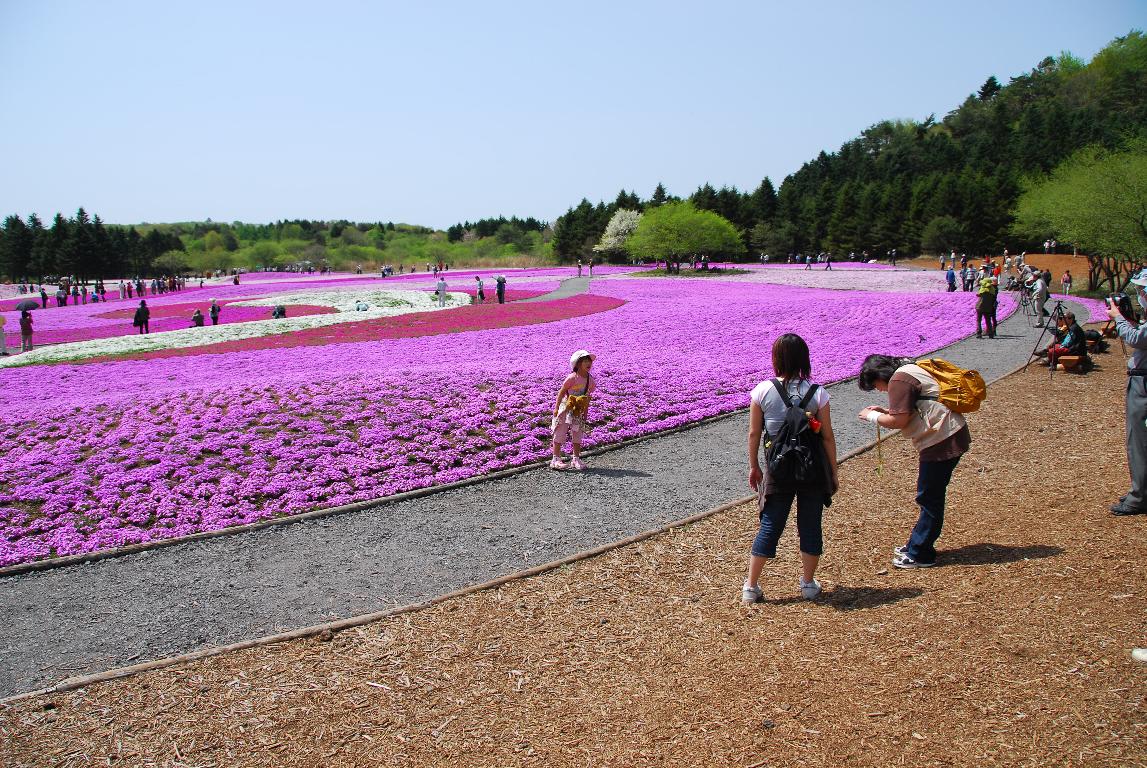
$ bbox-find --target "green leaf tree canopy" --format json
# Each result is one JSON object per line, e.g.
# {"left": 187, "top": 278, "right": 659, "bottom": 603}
{"left": 1013, "top": 138, "right": 1147, "bottom": 291}
{"left": 623, "top": 202, "right": 742, "bottom": 263}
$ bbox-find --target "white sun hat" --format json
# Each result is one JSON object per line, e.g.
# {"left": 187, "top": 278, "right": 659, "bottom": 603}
{"left": 570, "top": 349, "right": 595, "bottom": 370}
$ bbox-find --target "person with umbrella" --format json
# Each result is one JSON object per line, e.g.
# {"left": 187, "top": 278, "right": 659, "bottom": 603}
{"left": 19, "top": 309, "right": 34, "bottom": 352}
{"left": 495, "top": 275, "right": 507, "bottom": 304}
{"left": 133, "top": 300, "right": 150, "bottom": 334}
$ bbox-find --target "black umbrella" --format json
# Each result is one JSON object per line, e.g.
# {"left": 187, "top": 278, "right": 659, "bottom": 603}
{"left": 14, "top": 299, "right": 38, "bottom": 311}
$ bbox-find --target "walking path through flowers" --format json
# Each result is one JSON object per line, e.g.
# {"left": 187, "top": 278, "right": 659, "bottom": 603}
{"left": 0, "top": 295, "right": 1096, "bottom": 698}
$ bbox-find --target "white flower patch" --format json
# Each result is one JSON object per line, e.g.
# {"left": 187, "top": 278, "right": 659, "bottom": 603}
{"left": 0, "top": 289, "right": 468, "bottom": 367}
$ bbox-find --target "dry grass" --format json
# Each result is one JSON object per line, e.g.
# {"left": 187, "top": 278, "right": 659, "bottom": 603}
{"left": 2, "top": 361, "right": 1144, "bottom": 767}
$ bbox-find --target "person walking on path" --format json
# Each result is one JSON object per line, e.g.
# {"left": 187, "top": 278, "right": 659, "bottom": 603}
{"left": 588, "top": 258, "right": 595, "bottom": 277}
{"left": 132, "top": 300, "right": 150, "bottom": 334}
{"left": 474, "top": 276, "right": 485, "bottom": 304}
{"left": 18, "top": 310, "right": 34, "bottom": 352}
{"left": 805, "top": 253, "right": 813, "bottom": 271}
{"left": 976, "top": 276, "right": 997, "bottom": 339}
{"left": 39, "top": 287, "right": 47, "bottom": 309}
{"left": 435, "top": 276, "right": 448, "bottom": 308}
{"left": 1061, "top": 270, "right": 1073, "bottom": 295}
{"left": 495, "top": 276, "right": 507, "bottom": 304}
{"left": 946, "top": 267, "right": 957, "bottom": 292}
{"left": 743, "top": 334, "right": 838, "bottom": 605}
{"left": 1107, "top": 269, "right": 1147, "bottom": 517}
{"left": 550, "top": 350, "right": 596, "bottom": 471}
{"left": 857, "top": 355, "right": 971, "bottom": 568}
{"left": 824, "top": 253, "right": 833, "bottom": 271}
{"left": 209, "top": 300, "right": 221, "bottom": 325}
{"left": 577, "top": 260, "right": 583, "bottom": 277}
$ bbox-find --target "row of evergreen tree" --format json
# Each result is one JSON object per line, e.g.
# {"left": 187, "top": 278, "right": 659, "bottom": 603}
{"left": 552, "top": 32, "right": 1147, "bottom": 262}
{"left": 1, "top": 209, "right": 184, "bottom": 282}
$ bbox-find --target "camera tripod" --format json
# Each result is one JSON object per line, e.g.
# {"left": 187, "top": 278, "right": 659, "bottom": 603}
{"left": 1023, "top": 299, "right": 1068, "bottom": 378}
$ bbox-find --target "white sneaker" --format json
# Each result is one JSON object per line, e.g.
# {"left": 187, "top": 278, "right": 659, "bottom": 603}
{"left": 800, "top": 578, "right": 822, "bottom": 600}
{"left": 893, "top": 545, "right": 908, "bottom": 556}
{"left": 741, "top": 582, "right": 763, "bottom": 605}
{"left": 570, "top": 457, "right": 586, "bottom": 471}
{"left": 548, "top": 458, "right": 567, "bottom": 470}
{"left": 1133, "top": 648, "right": 1147, "bottom": 663}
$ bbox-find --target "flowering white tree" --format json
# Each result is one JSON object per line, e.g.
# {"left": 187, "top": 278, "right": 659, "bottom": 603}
{"left": 594, "top": 209, "right": 642, "bottom": 254}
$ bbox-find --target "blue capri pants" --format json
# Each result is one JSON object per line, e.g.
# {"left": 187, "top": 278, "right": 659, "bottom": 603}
{"left": 752, "top": 488, "right": 824, "bottom": 558}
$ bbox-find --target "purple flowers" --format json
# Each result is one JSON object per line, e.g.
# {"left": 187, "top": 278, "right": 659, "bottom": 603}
{"left": 0, "top": 274, "right": 1004, "bottom": 566}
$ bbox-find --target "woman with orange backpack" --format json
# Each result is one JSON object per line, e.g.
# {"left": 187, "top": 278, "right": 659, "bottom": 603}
{"left": 857, "top": 356, "right": 978, "bottom": 569}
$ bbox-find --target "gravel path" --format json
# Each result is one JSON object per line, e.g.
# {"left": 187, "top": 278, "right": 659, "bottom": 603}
{"left": 0, "top": 298, "right": 1085, "bottom": 697}
{"left": 518, "top": 275, "right": 590, "bottom": 302}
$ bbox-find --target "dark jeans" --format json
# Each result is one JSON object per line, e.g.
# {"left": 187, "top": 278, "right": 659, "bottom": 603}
{"left": 752, "top": 488, "right": 824, "bottom": 558}
{"left": 976, "top": 307, "right": 996, "bottom": 337}
{"left": 906, "top": 456, "right": 961, "bottom": 564}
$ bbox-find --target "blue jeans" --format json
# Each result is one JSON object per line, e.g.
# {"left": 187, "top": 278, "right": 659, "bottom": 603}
{"left": 906, "top": 456, "right": 961, "bottom": 564}
{"left": 752, "top": 489, "right": 824, "bottom": 558}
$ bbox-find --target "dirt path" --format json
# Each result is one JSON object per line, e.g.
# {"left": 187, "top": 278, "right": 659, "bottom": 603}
{"left": 0, "top": 299, "right": 1097, "bottom": 700}
{"left": 3, "top": 315, "right": 1142, "bottom": 767}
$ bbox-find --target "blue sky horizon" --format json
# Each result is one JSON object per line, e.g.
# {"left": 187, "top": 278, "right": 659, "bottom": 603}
{"left": 1, "top": 1, "right": 1144, "bottom": 229}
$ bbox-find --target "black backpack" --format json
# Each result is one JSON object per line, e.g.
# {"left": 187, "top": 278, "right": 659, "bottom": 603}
{"left": 764, "top": 379, "right": 825, "bottom": 489}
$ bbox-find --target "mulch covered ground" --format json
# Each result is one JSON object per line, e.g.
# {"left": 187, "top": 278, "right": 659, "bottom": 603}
{"left": 2, "top": 357, "right": 1144, "bottom": 767}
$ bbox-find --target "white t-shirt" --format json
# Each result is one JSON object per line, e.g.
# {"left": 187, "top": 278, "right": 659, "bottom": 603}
{"left": 749, "top": 378, "right": 830, "bottom": 436}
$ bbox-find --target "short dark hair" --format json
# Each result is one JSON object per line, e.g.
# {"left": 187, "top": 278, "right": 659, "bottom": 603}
{"left": 858, "top": 354, "right": 911, "bottom": 391}
{"left": 771, "top": 333, "right": 811, "bottom": 384}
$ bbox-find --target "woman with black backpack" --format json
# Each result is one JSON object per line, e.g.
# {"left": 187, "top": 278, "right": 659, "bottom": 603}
{"left": 744, "top": 334, "right": 839, "bottom": 605}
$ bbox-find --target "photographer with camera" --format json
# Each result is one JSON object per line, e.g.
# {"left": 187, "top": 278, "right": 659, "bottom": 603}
{"left": 1106, "top": 268, "right": 1147, "bottom": 517}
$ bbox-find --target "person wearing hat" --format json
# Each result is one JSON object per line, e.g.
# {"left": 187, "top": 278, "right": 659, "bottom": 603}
{"left": 975, "top": 276, "right": 997, "bottom": 339}
{"left": 1107, "top": 268, "right": 1147, "bottom": 516}
{"left": 550, "top": 350, "right": 596, "bottom": 471}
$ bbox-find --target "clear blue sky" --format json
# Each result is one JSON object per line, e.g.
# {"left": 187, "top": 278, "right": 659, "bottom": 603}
{"left": 1, "top": 1, "right": 1143, "bottom": 228}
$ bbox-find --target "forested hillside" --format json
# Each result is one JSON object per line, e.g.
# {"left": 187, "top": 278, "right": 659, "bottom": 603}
{"left": 552, "top": 31, "right": 1147, "bottom": 262}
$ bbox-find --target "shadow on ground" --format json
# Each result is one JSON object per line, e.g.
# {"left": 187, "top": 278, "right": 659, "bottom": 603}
{"left": 942, "top": 542, "right": 1064, "bottom": 566}
{"left": 585, "top": 467, "right": 653, "bottom": 478}
{"left": 767, "top": 585, "right": 924, "bottom": 611}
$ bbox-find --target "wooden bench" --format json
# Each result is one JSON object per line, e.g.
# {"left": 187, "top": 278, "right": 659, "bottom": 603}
{"left": 1055, "top": 355, "right": 1085, "bottom": 372}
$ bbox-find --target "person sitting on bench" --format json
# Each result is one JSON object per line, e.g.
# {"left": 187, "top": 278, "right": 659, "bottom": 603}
{"left": 1040, "top": 312, "right": 1087, "bottom": 367}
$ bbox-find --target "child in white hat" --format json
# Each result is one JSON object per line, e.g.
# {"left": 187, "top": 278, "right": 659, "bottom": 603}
{"left": 551, "top": 349, "right": 596, "bottom": 470}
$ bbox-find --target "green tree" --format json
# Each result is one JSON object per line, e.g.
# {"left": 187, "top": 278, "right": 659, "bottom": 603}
{"left": 1014, "top": 139, "right": 1147, "bottom": 291}
{"left": 921, "top": 215, "right": 966, "bottom": 254}
{"left": 624, "top": 202, "right": 743, "bottom": 263}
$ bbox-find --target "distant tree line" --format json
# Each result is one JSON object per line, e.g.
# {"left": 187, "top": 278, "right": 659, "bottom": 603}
{"left": 0, "top": 208, "right": 184, "bottom": 281}
{"left": 552, "top": 31, "right": 1147, "bottom": 264}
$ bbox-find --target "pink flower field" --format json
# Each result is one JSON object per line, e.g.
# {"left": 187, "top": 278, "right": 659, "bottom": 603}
{"left": 0, "top": 274, "right": 1014, "bottom": 566}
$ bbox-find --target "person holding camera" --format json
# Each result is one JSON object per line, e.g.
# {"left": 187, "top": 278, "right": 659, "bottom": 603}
{"left": 1107, "top": 268, "right": 1147, "bottom": 516}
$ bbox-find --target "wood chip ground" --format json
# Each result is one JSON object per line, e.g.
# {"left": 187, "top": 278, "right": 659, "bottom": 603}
{"left": 2, "top": 358, "right": 1144, "bottom": 767}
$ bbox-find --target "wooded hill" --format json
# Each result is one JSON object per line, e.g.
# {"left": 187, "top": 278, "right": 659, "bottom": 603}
{"left": 551, "top": 31, "right": 1147, "bottom": 264}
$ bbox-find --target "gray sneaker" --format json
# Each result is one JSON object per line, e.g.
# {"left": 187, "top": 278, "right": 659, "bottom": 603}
{"left": 800, "top": 578, "right": 822, "bottom": 600}
{"left": 741, "top": 582, "right": 763, "bottom": 606}
{"left": 893, "top": 553, "right": 935, "bottom": 569}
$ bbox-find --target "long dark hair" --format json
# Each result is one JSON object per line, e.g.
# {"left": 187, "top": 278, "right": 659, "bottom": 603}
{"left": 771, "top": 334, "right": 811, "bottom": 385}
{"left": 858, "top": 354, "right": 913, "bottom": 391}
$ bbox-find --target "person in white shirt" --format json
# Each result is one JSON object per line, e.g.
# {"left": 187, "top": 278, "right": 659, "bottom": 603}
{"left": 744, "top": 333, "right": 839, "bottom": 604}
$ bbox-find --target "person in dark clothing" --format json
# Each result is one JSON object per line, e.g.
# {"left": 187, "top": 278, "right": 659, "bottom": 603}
{"left": 495, "top": 276, "right": 507, "bottom": 304}
{"left": 209, "top": 300, "right": 221, "bottom": 325}
{"left": 19, "top": 310, "right": 33, "bottom": 352}
{"left": 975, "top": 278, "right": 997, "bottom": 339}
{"left": 191, "top": 309, "right": 205, "bottom": 327}
{"left": 39, "top": 288, "right": 47, "bottom": 308}
{"left": 1039, "top": 312, "right": 1087, "bottom": 367}
{"left": 133, "top": 300, "right": 150, "bottom": 334}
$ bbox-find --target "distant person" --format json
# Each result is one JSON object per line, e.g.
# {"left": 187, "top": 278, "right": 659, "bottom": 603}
{"left": 976, "top": 279, "right": 997, "bottom": 340}
{"left": 496, "top": 275, "right": 507, "bottom": 304}
{"left": 435, "top": 276, "right": 447, "bottom": 307}
{"left": 588, "top": 257, "right": 595, "bottom": 277}
{"left": 946, "top": 267, "right": 957, "bottom": 292}
{"left": 824, "top": 253, "right": 833, "bottom": 271}
{"left": 1061, "top": 270, "right": 1073, "bottom": 295}
{"left": 550, "top": 349, "right": 596, "bottom": 471}
{"left": 474, "top": 275, "right": 485, "bottom": 304}
{"left": 209, "top": 299, "right": 221, "bottom": 325}
{"left": 858, "top": 355, "right": 971, "bottom": 568}
{"left": 1032, "top": 273, "right": 1050, "bottom": 326}
{"left": 39, "top": 287, "right": 47, "bottom": 308}
{"left": 133, "top": 300, "right": 150, "bottom": 334}
{"left": 577, "top": 259, "right": 583, "bottom": 277}
{"left": 191, "top": 309, "right": 205, "bottom": 327}
{"left": 805, "top": 253, "right": 813, "bottom": 270}
{"left": 743, "top": 333, "right": 838, "bottom": 605}
{"left": 19, "top": 310, "right": 34, "bottom": 352}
